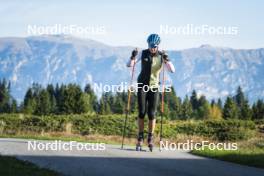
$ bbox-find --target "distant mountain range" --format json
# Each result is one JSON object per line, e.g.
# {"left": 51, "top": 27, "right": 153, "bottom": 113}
{"left": 0, "top": 35, "right": 263, "bottom": 102}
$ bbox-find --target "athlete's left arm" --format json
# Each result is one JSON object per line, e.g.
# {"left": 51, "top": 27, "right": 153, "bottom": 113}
{"left": 165, "top": 61, "right": 175, "bottom": 73}
{"left": 162, "top": 51, "right": 175, "bottom": 73}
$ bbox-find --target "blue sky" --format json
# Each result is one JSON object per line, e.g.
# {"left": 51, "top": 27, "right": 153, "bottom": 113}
{"left": 0, "top": 0, "right": 263, "bottom": 49}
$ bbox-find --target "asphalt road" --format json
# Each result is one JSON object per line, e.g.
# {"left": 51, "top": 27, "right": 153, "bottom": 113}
{"left": 0, "top": 138, "right": 263, "bottom": 176}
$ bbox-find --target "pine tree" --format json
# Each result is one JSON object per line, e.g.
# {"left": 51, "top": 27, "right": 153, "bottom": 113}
{"left": 10, "top": 99, "right": 17, "bottom": 113}
{"left": 0, "top": 79, "right": 11, "bottom": 113}
{"left": 163, "top": 102, "right": 170, "bottom": 119}
{"left": 190, "top": 90, "right": 199, "bottom": 110}
{"left": 54, "top": 83, "right": 60, "bottom": 106}
{"left": 130, "top": 92, "right": 137, "bottom": 114}
{"left": 240, "top": 99, "right": 252, "bottom": 120}
{"left": 31, "top": 83, "right": 42, "bottom": 97}
{"left": 197, "top": 95, "right": 210, "bottom": 119}
{"left": 234, "top": 86, "right": 245, "bottom": 108}
{"left": 65, "top": 84, "right": 86, "bottom": 114}
{"left": 35, "top": 89, "right": 51, "bottom": 115}
{"left": 78, "top": 93, "right": 91, "bottom": 113}
{"left": 57, "top": 84, "right": 77, "bottom": 114}
{"left": 23, "top": 88, "right": 36, "bottom": 114}
{"left": 180, "top": 95, "right": 192, "bottom": 120}
{"left": 164, "top": 86, "right": 181, "bottom": 119}
{"left": 72, "top": 84, "right": 86, "bottom": 114}
{"left": 233, "top": 86, "right": 252, "bottom": 119}
{"left": 99, "top": 92, "right": 111, "bottom": 115}
{"left": 47, "top": 84, "right": 57, "bottom": 113}
{"left": 223, "top": 96, "right": 238, "bottom": 119}
{"left": 84, "top": 84, "right": 98, "bottom": 112}
{"left": 217, "top": 98, "right": 223, "bottom": 110}
{"left": 252, "top": 99, "right": 264, "bottom": 119}
{"left": 112, "top": 93, "right": 125, "bottom": 114}
{"left": 56, "top": 84, "right": 66, "bottom": 114}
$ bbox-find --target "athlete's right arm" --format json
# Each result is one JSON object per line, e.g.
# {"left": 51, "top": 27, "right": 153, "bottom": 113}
{"left": 126, "top": 49, "right": 141, "bottom": 67}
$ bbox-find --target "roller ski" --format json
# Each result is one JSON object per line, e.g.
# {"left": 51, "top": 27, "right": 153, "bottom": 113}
{"left": 136, "top": 132, "right": 144, "bottom": 151}
{"left": 147, "top": 133, "right": 154, "bottom": 152}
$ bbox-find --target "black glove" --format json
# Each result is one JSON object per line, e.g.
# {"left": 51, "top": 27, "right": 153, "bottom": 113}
{"left": 131, "top": 49, "right": 138, "bottom": 59}
{"left": 162, "top": 52, "right": 170, "bottom": 62}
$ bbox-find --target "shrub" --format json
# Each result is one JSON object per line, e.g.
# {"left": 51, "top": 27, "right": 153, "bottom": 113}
{"left": 0, "top": 114, "right": 257, "bottom": 141}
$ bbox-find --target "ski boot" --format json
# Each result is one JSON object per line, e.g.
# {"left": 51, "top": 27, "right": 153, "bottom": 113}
{"left": 136, "top": 132, "right": 144, "bottom": 151}
{"left": 147, "top": 133, "right": 154, "bottom": 152}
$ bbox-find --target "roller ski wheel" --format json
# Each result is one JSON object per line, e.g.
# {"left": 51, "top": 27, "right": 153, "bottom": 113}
{"left": 148, "top": 143, "right": 153, "bottom": 152}
{"left": 136, "top": 143, "right": 143, "bottom": 151}
{"left": 136, "top": 132, "right": 144, "bottom": 151}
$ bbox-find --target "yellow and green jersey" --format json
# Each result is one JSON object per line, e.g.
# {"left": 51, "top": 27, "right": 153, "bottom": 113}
{"left": 137, "top": 49, "right": 163, "bottom": 87}
{"left": 149, "top": 55, "right": 162, "bottom": 88}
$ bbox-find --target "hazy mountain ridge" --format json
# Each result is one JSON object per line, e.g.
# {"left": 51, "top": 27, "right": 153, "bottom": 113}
{"left": 0, "top": 35, "right": 263, "bottom": 102}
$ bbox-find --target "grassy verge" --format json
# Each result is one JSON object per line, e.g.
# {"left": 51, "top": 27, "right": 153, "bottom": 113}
{"left": 0, "top": 114, "right": 258, "bottom": 141}
{"left": 0, "top": 131, "right": 211, "bottom": 147}
{"left": 191, "top": 137, "right": 264, "bottom": 168}
{"left": 0, "top": 133, "right": 123, "bottom": 145}
{"left": 0, "top": 155, "right": 61, "bottom": 176}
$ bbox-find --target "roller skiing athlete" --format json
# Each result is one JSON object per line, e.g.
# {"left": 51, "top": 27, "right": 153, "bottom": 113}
{"left": 126, "top": 34, "right": 175, "bottom": 152}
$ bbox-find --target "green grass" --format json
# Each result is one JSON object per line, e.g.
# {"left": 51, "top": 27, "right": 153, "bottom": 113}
{"left": 191, "top": 139, "right": 264, "bottom": 168}
{"left": 0, "top": 155, "right": 61, "bottom": 176}
{"left": 0, "top": 113, "right": 258, "bottom": 141}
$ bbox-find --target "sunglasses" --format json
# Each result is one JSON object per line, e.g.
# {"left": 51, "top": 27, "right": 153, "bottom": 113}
{"left": 149, "top": 45, "right": 158, "bottom": 49}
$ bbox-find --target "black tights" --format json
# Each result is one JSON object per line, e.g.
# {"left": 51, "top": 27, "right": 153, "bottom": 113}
{"left": 137, "top": 88, "right": 159, "bottom": 120}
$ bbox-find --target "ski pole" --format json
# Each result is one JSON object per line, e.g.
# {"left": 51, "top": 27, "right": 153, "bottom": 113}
{"left": 121, "top": 49, "right": 137, "bottom": 149}
{"left": 160, "top": 58, "right": 166, "bottom": 150}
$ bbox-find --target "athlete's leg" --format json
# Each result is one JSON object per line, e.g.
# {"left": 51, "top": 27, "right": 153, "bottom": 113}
{"left": 136, "top": 88, "right": 147, "bottom": 149}
{"left": 145, "top": 89, "right": 159, "bottom": 151}
{"left": 137, "top": 88, "right": 147, "bottom": 133}
{"left": 147, "top": 89, "right": 159, "bottom": 133}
